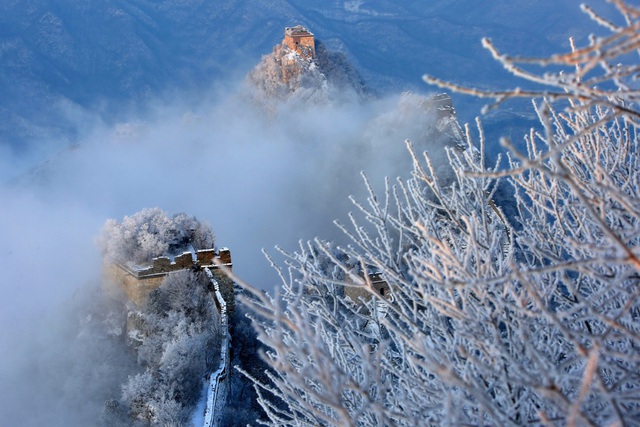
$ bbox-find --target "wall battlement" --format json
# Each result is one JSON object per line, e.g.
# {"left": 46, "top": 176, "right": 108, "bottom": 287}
{"left": 105, "top": 248, "right": 235, "bottom": 310}
{"left": 124, "top": 248, "right": 232, "bottom": 278}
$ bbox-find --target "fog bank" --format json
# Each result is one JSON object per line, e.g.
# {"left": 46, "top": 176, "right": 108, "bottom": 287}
{"left": 0, "top": 79, "right": 449, "bottom": 424}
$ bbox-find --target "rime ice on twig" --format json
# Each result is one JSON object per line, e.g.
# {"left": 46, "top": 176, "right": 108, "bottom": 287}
{"left": 424, "top": 2, "right": 640, "bottom": 120}
{"left": 240, "top": 2, "right": 640, "bottom": 426}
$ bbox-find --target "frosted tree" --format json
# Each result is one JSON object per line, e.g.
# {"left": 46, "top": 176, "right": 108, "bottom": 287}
{"left": 240, "top": 2, "right": 640, "bottom": 426}
{"left": 99, "top": 208, "right": 215, "bottom": 265}
{"left": 121, "top": 270, "right": 221, "bottom": 425}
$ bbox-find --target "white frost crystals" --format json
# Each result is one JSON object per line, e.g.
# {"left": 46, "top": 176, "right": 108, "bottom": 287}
{"left": 99, "top": 207, "right": 215, "bottom": 266}
{"left": 241, "top": 2, "right": 640, "bottom": 426}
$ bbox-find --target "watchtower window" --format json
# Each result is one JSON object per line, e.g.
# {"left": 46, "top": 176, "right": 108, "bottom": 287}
{"left": 283, "top": 25, "right": 315, "bottom": 59}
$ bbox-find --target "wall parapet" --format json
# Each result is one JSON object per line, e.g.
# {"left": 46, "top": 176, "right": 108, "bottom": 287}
{"left": 105, "top": 248, "right": 234, "bottom": 307}
{"left": 119, "top": 248, "right": 232, "bottom": 278}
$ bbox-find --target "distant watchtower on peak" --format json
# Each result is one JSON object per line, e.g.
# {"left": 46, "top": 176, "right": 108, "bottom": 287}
{"left": 283, "top": 25, "right": 315, "bottom": 60}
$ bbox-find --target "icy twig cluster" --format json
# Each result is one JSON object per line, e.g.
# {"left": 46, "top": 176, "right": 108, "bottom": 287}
{"left": 241, "top": 2, "right": 640, "bottom": 426}
{"left": 424, "top": 0, "right": 640, "bottom": 121}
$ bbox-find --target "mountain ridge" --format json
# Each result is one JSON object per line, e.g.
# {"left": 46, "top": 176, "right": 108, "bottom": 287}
{"left": 1, "top": 0, "right": 617, "bottom": 155}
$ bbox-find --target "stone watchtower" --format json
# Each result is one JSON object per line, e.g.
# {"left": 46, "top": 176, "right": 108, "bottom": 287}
{"left": 283, "top": 25, "right": 315, "bottom": 60}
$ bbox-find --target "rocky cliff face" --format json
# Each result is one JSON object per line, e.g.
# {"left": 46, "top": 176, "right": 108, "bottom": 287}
{"left": 246, "top": 40, "right": 370, "bottom": 106}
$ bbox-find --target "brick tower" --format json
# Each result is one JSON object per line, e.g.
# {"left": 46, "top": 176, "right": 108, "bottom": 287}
{"left": 283, "top": 25, "right": 315, "bottom": 60}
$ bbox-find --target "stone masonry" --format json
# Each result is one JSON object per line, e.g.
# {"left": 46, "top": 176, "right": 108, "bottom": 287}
{"left": 105, "top": 248, "right": 235, "bottom": 312}
{"left": 283, "top": 25, "right": 315, "bottom": 60}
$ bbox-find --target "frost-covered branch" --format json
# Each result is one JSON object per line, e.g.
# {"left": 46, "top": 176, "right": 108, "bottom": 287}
{"left": 424, "top": 1, "right": 640, "bottom": 120}
{"left": 241, "top": 2, "right": 640, "bottom": 426}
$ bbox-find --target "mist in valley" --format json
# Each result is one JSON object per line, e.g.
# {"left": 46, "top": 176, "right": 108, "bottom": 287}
{"left": 0, "top": 1, "right": 619, "bottom": 423}
{"left": 0, "top": 77, "right": 451, "bottom": 424}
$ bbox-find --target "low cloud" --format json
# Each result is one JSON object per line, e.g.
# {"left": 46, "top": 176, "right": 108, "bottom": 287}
{"left": 0, "top": 78, "right": 448, "bottom": 424}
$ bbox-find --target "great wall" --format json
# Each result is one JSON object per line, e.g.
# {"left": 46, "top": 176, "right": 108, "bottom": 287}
{"left": 104, "top": 247, "right": 234, "bottom": 427}
{"left": 104, "top": 247, "right": 234, "bottom": 310}
{"left": 99, "top": 24, "right": 456, "bottom": 426}
{"left": 99, "top": 25, "right": 322, "bottom": 425}
{"left": 202, "top": 269, "right": 231, "bottom": 427}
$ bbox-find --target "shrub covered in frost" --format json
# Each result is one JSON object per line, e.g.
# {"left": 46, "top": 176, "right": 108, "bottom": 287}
{"left": 99, "top": 208, "right": 215, "bottom": 265}
{"left": 120, "top": 270, "right": 221, "bottom": 425}
{"left": 242, "top": 2, "right": 640, "bottom": 426}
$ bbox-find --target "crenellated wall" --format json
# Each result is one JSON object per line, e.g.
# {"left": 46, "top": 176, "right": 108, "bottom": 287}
{"left": 104, "top": 248, "right": 234, "bottom": 309}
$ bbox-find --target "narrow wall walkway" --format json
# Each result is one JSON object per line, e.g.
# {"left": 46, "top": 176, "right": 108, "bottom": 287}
{"left": 203, "top": 268, "right": 231, "bottom": 427}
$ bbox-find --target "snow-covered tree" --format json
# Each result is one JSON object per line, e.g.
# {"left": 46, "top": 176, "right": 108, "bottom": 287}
{"left": 241, "top": 2, "right": 640, "bottom": 426}
{"left": 99, "top": 208, "right": 215, "bottom": 265}
{"left": 121, "top": 270, "right": 221, "bottom": 425}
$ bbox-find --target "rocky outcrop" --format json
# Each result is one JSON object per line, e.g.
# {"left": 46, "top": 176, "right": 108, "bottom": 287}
{"left": 246, "top": 37, "right": 369, "bottom": 106}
